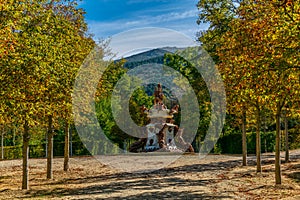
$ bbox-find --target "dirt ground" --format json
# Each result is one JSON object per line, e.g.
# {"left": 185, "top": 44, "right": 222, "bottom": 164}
{"left": 0, "top": 150, "right": 299, "bottom": 200}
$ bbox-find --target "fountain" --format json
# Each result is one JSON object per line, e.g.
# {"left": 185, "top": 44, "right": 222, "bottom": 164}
{"left": 129, "top": 84, "right": 194, "bottom": 153}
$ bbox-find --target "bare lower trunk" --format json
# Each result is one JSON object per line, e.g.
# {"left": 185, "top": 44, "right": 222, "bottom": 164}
{"left": 70, "top": 127, "right": 73, "bottom": 157}
{"left": 1, "top": 128, "right": 4, "bottom": 160}
{"left": 22, "top": 121, "right": 30, "bottom": 190}
{"left": 284, "top": 113, "right": 289, "bottom": 163}
{"left": 275, "top": 105, "right": 282, "bottom": 184}
{"left": 47, "top": 115, "right": 53, "bottom": 179}
{"left": 242, "top": 108, "right": 247, "bottom": 166}
{"left": 64, "top": 122, "right": 70, "bottom": 171}
{"left": 256, "top": 107, "right": 261, "bottom": 173}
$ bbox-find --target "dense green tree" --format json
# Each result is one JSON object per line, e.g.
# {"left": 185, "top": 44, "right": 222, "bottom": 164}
{"left": 164, "top": 53, "right": 211, "bottom": 150}
{"left": 0, "top": 0, "right": 94, "bottom": 188}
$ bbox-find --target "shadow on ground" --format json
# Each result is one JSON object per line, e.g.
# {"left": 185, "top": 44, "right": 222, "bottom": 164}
{"left": 16, "top": 153, "right": 300, "bottom": 199}
{"left": 288, "top": 172, "right": 300, "bottom": 183}
{"left": 22, "top": 159, "right": 242, "bottom": 199}
{"left": 109, "top": 191, "right": 233, "bottom": 200}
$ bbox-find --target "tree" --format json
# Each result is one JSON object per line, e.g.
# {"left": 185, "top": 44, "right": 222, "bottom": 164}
{"left": 216, "top": 0, "right": 299, "bottom": 182}
{"left": 197, "top": 0, "right": 251, "bottom": 165}
{"left": 164, "top": 53, "right": 211, "bottom": 150}
{"left": 0, "top": 0, "right": 95, "bottom": 188}
{"left": 37, "top": 0, "right": 95, "bottom": 177}
{"left": 0, "top": 0, "right": 52, "bottom": 189}
{"left": 197, "top": 0, "right": 242, "bottom": 61}
{"left": 236, "top": 0, "right": 299, "bottom": 184}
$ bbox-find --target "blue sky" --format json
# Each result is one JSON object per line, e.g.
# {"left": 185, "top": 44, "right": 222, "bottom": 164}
{"left": 78, "top": 0, "right": 208, "bottom": 41}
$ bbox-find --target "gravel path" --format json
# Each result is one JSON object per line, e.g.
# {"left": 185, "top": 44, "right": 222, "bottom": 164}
{"left": 0, "top": 150, "right": 299, "bottom": 199}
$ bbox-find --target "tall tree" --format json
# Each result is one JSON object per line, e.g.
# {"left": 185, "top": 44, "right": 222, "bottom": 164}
{"left": 0, "top": 0, "right": 51, "bottom": 189}
{"left": 216, "top": 0, "right": 300, "bottom": 182}
{"left": 0, "top": 0, "right": 95, "bottom": 188}
{"left": 28, "top": 0, "right": 95, "bottom": 178}
{"left": 197, "top": 0, "right": 251, "bottom": 165}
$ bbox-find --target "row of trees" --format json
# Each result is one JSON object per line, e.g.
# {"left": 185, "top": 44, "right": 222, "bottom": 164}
{"left": 197, "top": 0, "right": 299, "bottom": 184}
{"left": 0, "top": 0, "right": 95, "bottom": 189}
{"left": 0, "top": 0, "right": 150, "bottom": 190}
{"left": 1, "top": 0, "right": 299, "bottom": 190}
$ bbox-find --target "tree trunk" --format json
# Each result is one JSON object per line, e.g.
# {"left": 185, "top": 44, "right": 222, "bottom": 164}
{"left": 264, "top": 138, "right": 267, "bottom": 153}
{"left": 64, "top": 122, "right": 69, "bottom": 171}
{"left": 70, "top": 126, "right": 73, "bottom": 157}
{"left": 275, "top": 105, "right": 282, "bottom": 184}
{"left": 22, "top": 120, "right": 30, "bottom": 190}
{"left": 263, "top": 115, "right": 267, "bottom": 153}
{"left": 47, "top": 115, "right": 54, "bottom": 179}
{"left": 242, "top": 108, "right": 247, "bottom": 166}
{"left": 45, "top": 132, "right": 48, "bottom": 158}
{"left": 1, "top": 127, "right": 4, "bottom": 160}
{"left": 284, "top": 113, "right": 289, "bottom": 163}
{"left": 256, "top": 107, "right": 262, "bottom": 173}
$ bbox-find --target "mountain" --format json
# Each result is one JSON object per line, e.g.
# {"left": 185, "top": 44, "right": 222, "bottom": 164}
{"left": 119, "top": 47, "right": 182, "bottom": 69}
{"left": 116, "top": 47, "right": 182, "bottom": 102}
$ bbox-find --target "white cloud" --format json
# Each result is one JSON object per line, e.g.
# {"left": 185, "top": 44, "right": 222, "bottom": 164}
{"left": 104, "top": 27, "right": 197, "bottom": 60}
{"left": 87, "top": 9, "right": 200, "bottom": 39}
{"left": 148, "top": 10, "right": 197, "bottom": 23}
